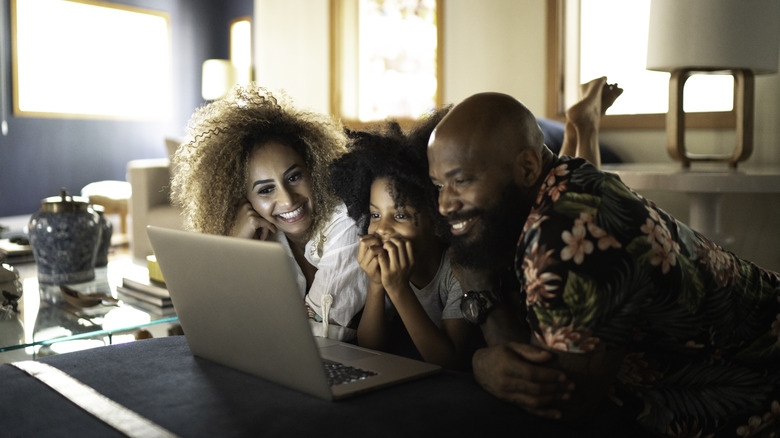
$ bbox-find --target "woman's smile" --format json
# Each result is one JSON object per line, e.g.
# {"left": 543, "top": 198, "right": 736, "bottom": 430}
{"left": 246, "top": 140, "right": 315, "bottom": 239}
{"left": 278, "top": 205, "right": 306, "bottom": 222}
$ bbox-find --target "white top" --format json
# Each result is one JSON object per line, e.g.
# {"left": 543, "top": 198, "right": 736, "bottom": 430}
{"left": 275, "top": 204, "right": 367, "bottom": 328}
{"left": 408, "top": 251, "right": 463, "bottom": 326}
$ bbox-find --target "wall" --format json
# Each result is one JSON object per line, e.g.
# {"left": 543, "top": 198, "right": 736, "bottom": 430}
{"left": 252, "top": 0, "right": 548, "bottom": 115}
{"left": 441, "top": 0, "right": 547, "bottom": 113}
{"left": 0, "top": 0, "right": 253, "bottom": 217}
{"left": 254, "top": 0, "right": 330, "bottom": 113}
{"left": 253, "top": 0, "right": 779, "bottom": 271}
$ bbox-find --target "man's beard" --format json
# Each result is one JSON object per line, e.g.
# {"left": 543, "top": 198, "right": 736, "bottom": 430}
{"left": 448, "top": 184, "right": 529, "bottom": 271}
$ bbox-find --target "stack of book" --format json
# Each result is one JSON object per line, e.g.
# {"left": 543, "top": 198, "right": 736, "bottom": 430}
{"left": 0, "top": 236, "right": 34, "bottom": 265}
{"left": 117, "top": 276, "right": 173, "bottom": 313}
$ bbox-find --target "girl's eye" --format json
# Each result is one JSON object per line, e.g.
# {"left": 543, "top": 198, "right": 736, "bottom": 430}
{"left": 369, "top": 212, "right": 380, "bottom": 220}
{"left": 288, "top": 173, "right": 302, "bottom": 183}
{"left": 257, "top": 186, "right": 273, "bottom": 195}
{"left": 395, "top": 212, "right": 409, "bottom": 221}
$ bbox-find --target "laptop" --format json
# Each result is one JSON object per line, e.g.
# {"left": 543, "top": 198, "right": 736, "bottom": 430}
{"left": 146, "top": 226, "right": 441, "bottom": 400}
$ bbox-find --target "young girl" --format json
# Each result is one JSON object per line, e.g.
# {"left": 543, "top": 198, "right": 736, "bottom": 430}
{"left": 330, "top": 112, "right": 475, "bottom": 369}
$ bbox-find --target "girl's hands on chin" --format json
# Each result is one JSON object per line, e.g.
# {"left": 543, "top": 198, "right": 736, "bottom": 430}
{"left": 377, "top": 237, "right": 414, "bottom": 296}
{"left": 358, "top": 235, "right": 384, "bottom": 285}
{"left": 230, "top": 200, "right": 276, "bottom": 240}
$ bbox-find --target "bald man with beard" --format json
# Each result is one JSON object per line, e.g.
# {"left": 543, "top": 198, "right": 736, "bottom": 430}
{"left": 427, "top": 91, "right": 780, "bottom": 437}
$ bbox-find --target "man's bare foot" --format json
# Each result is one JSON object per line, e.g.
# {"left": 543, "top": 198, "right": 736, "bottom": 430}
{"left": 601, "top": 81, "right": 623, "bottom": 115}
{"left": 569, "top": 77, "right": 624, "bottom": 121}
{"left": 560, "top": 120, "right": 578, "bottom": 158}
{"left": 579, "top": 76, "right": 607, "bottom": 101}
{"left": 569, "top": 77, "right": 604, "bottom": 126}
{"left": 563, "top": 77, "right": 623, "bottom": 168}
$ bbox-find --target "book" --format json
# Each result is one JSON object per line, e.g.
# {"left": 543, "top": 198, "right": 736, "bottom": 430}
{"left": 117, "top": 285, "right": 172, "bottom": 308}
{"left": 116, "top": 290, "right": 177, "bottom": 316}
{"left": 0, "top": 237, "right": 35, "bottom": 265}
{"left": 146, "top": 255, "right": 165, "bottom": 284}
{"left": 121, "top": 277, "right": 170, "bottom": 300}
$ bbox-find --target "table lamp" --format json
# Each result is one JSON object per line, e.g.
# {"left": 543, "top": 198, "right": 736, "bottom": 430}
{"left": 202, "top": 59, "right": 237, "bottom": 101}
{"left": 646, "top": 0, "right": 780, "bottom": 168}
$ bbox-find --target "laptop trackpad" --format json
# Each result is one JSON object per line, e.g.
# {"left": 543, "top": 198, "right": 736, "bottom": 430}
{"left": 319, "top": 344, "right": 378, "bottom": 362}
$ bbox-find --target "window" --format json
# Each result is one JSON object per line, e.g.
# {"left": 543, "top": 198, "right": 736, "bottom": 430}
{"left": 230, "top": 17, "right": 252, "bottom": 86}
{"left": 546, "top": 0, "right": 736, "bottom": 129}
{"left": 331, "top": 0, "right": 441, "bottom": 127}
{"left": 12, "top": 0, "right": 171, "bottom": 120}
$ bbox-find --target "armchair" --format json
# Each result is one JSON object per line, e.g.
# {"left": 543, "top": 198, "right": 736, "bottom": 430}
{"left": 126, "top": 158, "right": 183, "bottom": 259}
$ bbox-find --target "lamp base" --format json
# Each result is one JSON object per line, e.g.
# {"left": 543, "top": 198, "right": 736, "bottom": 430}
{"left": 667, "top": 68, "right": 754, "bottom": 168}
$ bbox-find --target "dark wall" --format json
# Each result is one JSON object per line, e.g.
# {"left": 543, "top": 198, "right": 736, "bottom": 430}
{"left": 0, "top": 0, "right": 252, "bottom": 216}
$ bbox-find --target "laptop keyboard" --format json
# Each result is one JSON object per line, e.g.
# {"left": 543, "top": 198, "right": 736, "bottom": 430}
{"left": 322, "top": 360, "right": 377, "bottom": 386}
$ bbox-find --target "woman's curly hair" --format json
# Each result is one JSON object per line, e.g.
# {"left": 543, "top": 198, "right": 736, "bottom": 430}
{"left": 171, "top": 85, "right": 347, "bottom": 238}
{"left": 329, "top": 107, "right": 450, "bottom": 239}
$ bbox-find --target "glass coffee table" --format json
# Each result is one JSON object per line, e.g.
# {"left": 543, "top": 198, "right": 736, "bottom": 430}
{"left": 1, "top": 251, "right": 179, "bottom": 364}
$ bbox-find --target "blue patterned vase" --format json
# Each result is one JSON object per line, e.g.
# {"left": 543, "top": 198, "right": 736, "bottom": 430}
{"left": 93, "top": 205, "right": 113, "bottom": 267}
{"left": 28, "top": 190, "right": 102, "bottom": 285}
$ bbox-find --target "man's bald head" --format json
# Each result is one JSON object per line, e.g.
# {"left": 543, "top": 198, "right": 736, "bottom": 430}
{"left": 426, "top": 92, "right": 552, "bottom": 270}
{"left": 428, "top": 92, "right": 545, "bottom": 162}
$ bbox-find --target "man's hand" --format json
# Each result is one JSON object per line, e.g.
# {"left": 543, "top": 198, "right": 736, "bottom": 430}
{"left": 472, "top": 342, "right": 574, "bottom": 420}
{"left": 230, "top": 200, "right": 276, "bottom": 240}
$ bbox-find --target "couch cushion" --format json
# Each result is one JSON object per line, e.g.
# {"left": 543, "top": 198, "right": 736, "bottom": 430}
{"left": 536, "top": 117, "right": 622, "bottom": 164}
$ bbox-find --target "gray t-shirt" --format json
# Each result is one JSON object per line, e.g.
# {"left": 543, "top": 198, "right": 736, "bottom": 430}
{"left": 408, "top": 251, "right": 463, "bottom": 326}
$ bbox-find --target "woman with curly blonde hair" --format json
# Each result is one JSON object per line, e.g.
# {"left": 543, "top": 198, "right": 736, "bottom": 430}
{"left": 171, "top": 85, "right": 367, "bottom": 340}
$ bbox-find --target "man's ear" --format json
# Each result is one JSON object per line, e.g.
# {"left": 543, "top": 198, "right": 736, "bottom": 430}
{"left": 513, "top": 148, "right": 543, "bottom": 188}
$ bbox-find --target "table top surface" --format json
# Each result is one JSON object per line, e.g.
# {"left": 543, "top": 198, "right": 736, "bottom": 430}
{"left": 0, "top": 336, "right": 648, "bottom": 437}
{"left": 602, "top": 163, "right": 780, "bottom": 193}
{"left": 1, "top": 252, "right": 178, "bottom": 362}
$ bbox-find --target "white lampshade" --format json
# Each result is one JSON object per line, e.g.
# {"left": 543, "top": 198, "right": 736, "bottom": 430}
{"left": 202, "top": 59, "right": 237, "bottom": 101}
{"left": 647, "top": 0, "right": 780, "bottom": 74}
{"left": 646, "top": 0, "right": 780, "bottom": 168}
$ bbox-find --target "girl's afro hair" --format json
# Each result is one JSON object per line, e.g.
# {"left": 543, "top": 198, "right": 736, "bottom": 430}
{"left": 329, "top": 107, "right": 450, "bottom": 238}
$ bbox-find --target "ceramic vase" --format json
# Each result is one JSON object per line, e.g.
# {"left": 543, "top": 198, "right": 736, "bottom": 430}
{"left": 93, "top": 205, "right": 113, "bottom": 268}
{"left": 28, "top": 190, "right": 101, "bottom": 285}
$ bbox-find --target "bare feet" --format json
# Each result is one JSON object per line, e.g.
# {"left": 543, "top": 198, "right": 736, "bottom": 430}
{"left": 594, "top": 77, "right": 623, "bottom": 118}
{"left": 560, "top": 77, "right": 623, "bottom": 168}
{"left": 567, "top": 76, "right": 623, "bottom": 127}
{"left": 601, "top": 82, "right": 623, "bottom": 115}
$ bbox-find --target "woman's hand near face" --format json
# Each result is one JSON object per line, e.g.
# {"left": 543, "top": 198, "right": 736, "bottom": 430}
{"left": 230, "top": 200, "right": 277, "bottom": 240}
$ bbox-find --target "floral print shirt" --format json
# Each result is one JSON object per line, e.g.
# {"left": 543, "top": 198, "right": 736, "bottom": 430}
{"left": 516, "top": 156, "right": 780, "bottom": 437}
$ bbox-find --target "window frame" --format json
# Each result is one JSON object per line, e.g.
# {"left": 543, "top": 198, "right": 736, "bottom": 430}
{"left": 11, "top": 0, "right": 172, "bottom": 121}
{"left": 330, "top": 0, "right": 443, "bottom": 131}
{"left": 545, "top": 0, "right": 735, "bottom": 130}
{"left": 230, "top": 16, "right": 253, "bottom": 85}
